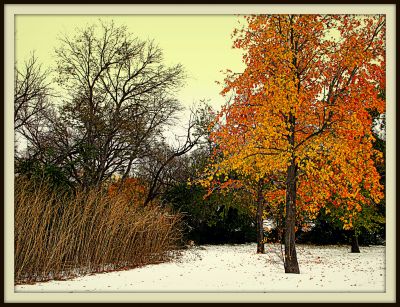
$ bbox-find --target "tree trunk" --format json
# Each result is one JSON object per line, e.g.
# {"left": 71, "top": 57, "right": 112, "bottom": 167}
{"left": 351, "top": 231, "right": 360, "bottom": 253}
{"left": 256, "top": 180, "right": 265, "bottom": 254}
{"left": 284, "top": 158, "right": 300, "bottom": 274}
{"left": 283, "top": 25, "right": 301, "bottom": 274}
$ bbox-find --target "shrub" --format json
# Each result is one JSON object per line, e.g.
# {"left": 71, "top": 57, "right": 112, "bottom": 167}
{"left": 163, "top": 183, "right": 256, "bottom": 244}
{"left": 14, "top": 177, "right": 183, "bottom": 284}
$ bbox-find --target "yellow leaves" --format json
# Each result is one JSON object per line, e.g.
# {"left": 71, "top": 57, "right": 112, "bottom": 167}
{"left": 301, "top": 222, "right": 314, "bottom": 232}
{"left": 262, "top": 237, "right": 269, "bottom": 244}
{"left": 373, "top": 149, "right": 384, "bottom": 165}
{"left": 339, "top": 215, "right": 353, "bottom": 230}
{"left": 201, "top": 14, "right": 385, "bottom": 232}
{"left": 343, "top": 223, "right": 353, "bottom": 231}
{"left": 372, "top": 191, "right": 384, "bottom": 204}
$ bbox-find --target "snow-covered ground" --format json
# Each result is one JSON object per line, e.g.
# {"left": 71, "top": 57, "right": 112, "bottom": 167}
{"left": 15, "top": 243, "right": 385, "bottom": 293}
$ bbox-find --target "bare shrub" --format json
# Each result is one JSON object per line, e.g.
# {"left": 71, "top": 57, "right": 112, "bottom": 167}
{"left": 14, "top": 177, "right": 183, "bottom": 284}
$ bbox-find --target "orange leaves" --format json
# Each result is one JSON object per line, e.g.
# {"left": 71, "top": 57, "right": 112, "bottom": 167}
{"left": 202, "top": 15, "right": 385, "bottom": 230}
{"left": 108, "top": 177, "right": 148, "bottom": 206}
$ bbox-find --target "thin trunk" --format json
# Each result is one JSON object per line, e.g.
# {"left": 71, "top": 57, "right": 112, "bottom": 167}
{"left": 256, "top": 180, "right": 265, "bottom": 254}
{"left": 351, "top": 231, "right": 360, "bottom": 253}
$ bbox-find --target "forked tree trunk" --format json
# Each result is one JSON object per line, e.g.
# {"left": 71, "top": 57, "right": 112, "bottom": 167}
{"left": 351, "top": 231, "right": 360, "bottom": 253}
{"left": 284, "top": 157, "right": 300, "bottom": 274}
{"left": 256, "top": 180, "right": 265, "bottom": 254}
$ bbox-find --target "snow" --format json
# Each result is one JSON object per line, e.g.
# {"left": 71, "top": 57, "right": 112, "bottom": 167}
{"left": 15, "top": 243, "right": 385, "bottom": 293}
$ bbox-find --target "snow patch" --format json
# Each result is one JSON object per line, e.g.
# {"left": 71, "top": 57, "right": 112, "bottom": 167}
{"left": 15, "top": 243, "right": 385, "bottom": 293}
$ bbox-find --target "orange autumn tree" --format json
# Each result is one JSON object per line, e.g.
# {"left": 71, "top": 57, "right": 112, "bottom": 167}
{"left": 200, "top": 161, "right": 272, "bottom": 254}
{"left": 197, "top": 106, "right": 280, "bottom": 254}
{"left": 108, "top": 177, "right": 148, "bottom": 207}
{"left": 206, "top": 14, "right": 385, "bottom": 274}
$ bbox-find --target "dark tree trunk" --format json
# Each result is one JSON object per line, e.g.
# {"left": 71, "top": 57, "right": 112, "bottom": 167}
{"left": 283, "top": 21, "right": 301, "bottom": 274}
{"left": 284, "top": 159, "right": 300, "bottom": 273}
{"left": 284, "top": 112, "right": 300, "bottom": 274}
{"left": 256, "top": 180, "right": 265, "bottom": 254}
{"left": 351, "top": 231, "right": 360, "bottom": 253}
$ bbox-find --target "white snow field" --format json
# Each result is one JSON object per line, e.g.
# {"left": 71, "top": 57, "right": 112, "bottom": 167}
{"left": 15, "top": 243, "right": 385, "bottom": 293}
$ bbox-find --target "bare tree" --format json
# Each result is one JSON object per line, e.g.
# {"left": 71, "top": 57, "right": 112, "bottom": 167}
{"left": 13, "top": 54, "right": 62, "bottom": 181}
{"left": 14, "top": 53, "right": 51, "bottom": 138}
{"left": 138, "top": 107, "right": 206, "bottom": 205}
{"left": 15, "top": 21, "right": 211, "bottom": 197}
{"left": 52, "top": 20, "right": 186, "bottom": 187}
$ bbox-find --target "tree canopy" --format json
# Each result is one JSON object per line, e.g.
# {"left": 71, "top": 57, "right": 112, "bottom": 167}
{"left": 201, "top": 14, "right": 385, "bottom": 273}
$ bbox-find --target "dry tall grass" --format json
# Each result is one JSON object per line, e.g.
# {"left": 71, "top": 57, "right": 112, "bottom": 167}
{"left": 14, "top": 177, "right": 183, "bottom": 284}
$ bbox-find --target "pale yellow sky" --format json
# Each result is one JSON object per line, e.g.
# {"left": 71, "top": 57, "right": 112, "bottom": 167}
{"left": 15, "top": 15, "right": 246, "bottom": 112}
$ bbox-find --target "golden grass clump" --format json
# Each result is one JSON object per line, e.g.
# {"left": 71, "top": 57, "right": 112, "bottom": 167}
{"left": 14, "top": 177, "right": 183, "bottom": 284}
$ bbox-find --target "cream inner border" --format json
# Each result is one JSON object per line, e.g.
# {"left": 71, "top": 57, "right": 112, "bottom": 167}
{"left": 4, "top": 4, "right": 396, "bottom": 303}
